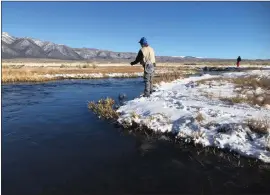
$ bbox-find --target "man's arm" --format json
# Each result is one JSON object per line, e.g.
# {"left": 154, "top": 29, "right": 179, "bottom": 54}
{"left": 130, "top": 50, "right": 143, "bottom": 65}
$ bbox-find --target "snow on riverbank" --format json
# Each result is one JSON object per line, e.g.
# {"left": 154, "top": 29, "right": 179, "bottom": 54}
{"left": 117, "top": 69, "right": 270, "bottom": 163}
{"left": 41, "top": 69, "right": 196, "bottom": 79}
{"left": 43, "top": 72, "right": 144, "bottom": 79}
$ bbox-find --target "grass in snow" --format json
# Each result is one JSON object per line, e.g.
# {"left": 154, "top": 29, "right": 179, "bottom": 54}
{"left": 247, "top": 119, "right": 270, "bottom": 135}
{"left": 195, "top": 112, "right": 205, "bottom": 123}
{"left": 232, "top": 76, "right": 270, "bottom": 91}
{"left": 219, "top": 96, "right": 247, "bottom": 104}
{"left": 246, "top": 118, "right": 270, "bottom": 151}
{"left": 197, "top": 75, "right": 270, "bottom": 107}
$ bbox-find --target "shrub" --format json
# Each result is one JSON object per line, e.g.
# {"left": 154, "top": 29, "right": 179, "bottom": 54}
{"left": 82, "top": 64, "right": 90, "bottom": 68}
{"left": 220, "top": 96, "right": 247, "bottom": 104}
{"left": 88, "top": 98, "right": 119, "bottom": 119}
{"left": 92, "top": 63, "right": 97, "bottom": 69}
{"left": 195, "top": 112, "right": 204, "bottom": 123}
{"left": 247, "top": 119, "right": 270, "bottom": 135}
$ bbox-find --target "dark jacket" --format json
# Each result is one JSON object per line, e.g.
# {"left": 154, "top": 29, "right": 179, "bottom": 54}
{"left": 131, "top": 50, "right": 144, "bottom": 65}
{"left": 237, "top": 56, "right": 241, "bottom": 62}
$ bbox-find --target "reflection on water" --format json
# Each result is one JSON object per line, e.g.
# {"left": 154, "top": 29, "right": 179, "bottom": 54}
{"left": 2, "top": 78, "right": 270, "bottom": 195}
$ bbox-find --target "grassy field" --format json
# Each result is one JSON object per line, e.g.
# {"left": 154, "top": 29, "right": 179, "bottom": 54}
{"left": 1, "top": 66, "right": 144, "bottom": 83}
{"left": 2, "top": 58, "right": 270, "bottom": 67}
{"left": 2, "top": 65, "right": 197, "bottom": 83}
{"left": 2, "top": 58, "right": 269, "bottom": 83}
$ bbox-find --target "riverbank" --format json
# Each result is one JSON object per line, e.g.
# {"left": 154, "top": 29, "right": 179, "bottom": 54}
{"left": 116, "top": 69, "right": 270, "bottom": 163}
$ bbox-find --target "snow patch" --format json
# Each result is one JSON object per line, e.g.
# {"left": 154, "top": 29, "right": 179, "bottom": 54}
{"left": 117, "top": 70, "right": 270, "bottom": 163}
{"left": 43, "top": 72, "right": 144, "bottom": 79}
{"left": 2, "top": 32, "right": 17, "bottom": 44}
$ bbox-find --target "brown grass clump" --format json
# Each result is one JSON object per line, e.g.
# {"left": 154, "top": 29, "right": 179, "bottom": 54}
{"left": 92, "top": 63, "right": 97, "bottom": 69}
{"left": 247, "top": 119, "right": 270, "bottom": 135}
{"left": 88, "top": 98, "right": 119, "bottom": 120}
{"left": 231, "top": 76, "right": 270, "bottom": 106}
{"left": 131, "top": 111, "right": 139, "bottom": 119}
{"left": 232, "top": 76, "right": 270, "bottom": 91}
{"left": 60, "top": 64, "right": 68, "bottom": 68}
{"left": 81, "top": 64, "right": 90, "bottom": 68}
{"left": 220, "top": 96, "right": 247, "bottom": 104}
{"left": 195, "top": 112, "right": 205, "bottom": 123}
{"left": 153, "top": 71, "right": 184, "bottom": 84}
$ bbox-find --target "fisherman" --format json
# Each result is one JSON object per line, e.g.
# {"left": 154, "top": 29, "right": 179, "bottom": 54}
{"left": 130, "top": 37, "right": 156, "bottom": 97}
{"left": 236, "top": 56, "right": 241, "bottom": 68}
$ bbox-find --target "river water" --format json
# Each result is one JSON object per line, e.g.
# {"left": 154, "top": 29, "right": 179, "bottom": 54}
{"left": 2, "top": 78, "right": 270, "bottom": 195}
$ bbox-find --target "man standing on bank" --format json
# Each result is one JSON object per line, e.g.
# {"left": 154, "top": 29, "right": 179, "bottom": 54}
{"left": 130, "top": 37, "right": 156, "bottom": 97}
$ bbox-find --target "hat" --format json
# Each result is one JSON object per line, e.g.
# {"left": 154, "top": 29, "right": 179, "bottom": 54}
{"left": 138, "top": 37, "right": 148, "bottom": 45}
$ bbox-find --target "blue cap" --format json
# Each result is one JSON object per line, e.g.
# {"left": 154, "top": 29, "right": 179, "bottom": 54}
{"left": 139, "top": 37, "right": 148, "bottom": 45}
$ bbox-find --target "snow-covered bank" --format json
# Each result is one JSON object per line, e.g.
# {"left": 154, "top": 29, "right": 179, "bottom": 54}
{"left": 41, "top": 69, "right": 196, "bottom": 80}
{"left": 117, "top": 70, "right": 270, "bottom": 163}
{"left": 43, "top": 72, "right": 144, "bottom": 79}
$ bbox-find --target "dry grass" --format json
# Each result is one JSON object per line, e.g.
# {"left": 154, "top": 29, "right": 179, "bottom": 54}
{"left": 1, "top": 68, "right": 57, "bottom": 83}
{"left": 198, "top": 76, "right": 270, "bottom": 91}
{"left": 197, "top": 75, "right": 270, "bottom": 107}
{"left": 197, "top": 77, "right": 228, "bottom": 85}
{"left": 247, "top": 119, "right": 270, "bottom": 135}
{"left": 88, "top": 98, "right": 119, "bottom": 120}
{"left": 153, "top": 71, "right": 185, "bottom": 84}
{"left": 2, "top": 65, "right": 197, "bottom": 83}
{"left": 131, "top": 111, "right": 139, "bottom": 119}
{"left": 266, "top": 136, "right": 270, "bottom": 151}
{"left": 1, "top": 66, "right": 144, "bottom": 83}
{"left": 220, "top": 96, "right": 247, "bottom": 104}
{"left": 232, "top": 76, "right": 270, "bottom": 91}
{"left": 2, "top": 58, "right": 270, "bottom": 70}
{"left": 195, "top": 112, "right": 205, "bottom": 123}
{"left": 231, "top": 76, "right": 270, "bottom": 106}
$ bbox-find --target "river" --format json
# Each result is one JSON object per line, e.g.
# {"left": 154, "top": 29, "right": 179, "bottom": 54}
{"left": 2, "top": 78, "right": 270, "bottom": 195}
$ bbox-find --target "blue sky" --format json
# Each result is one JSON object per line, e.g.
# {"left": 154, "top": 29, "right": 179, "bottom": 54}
{"left": 2, "top": 2, "right": 270, "bottom": 59}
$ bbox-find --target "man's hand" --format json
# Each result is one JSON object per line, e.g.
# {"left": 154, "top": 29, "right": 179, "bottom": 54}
{"left": 130, "top": 62, "right": 136, "bottom": 66}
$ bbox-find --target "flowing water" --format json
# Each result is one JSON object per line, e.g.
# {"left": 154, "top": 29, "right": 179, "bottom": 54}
{"left": 2, "top": 78, "right": 270, "bottom": 195}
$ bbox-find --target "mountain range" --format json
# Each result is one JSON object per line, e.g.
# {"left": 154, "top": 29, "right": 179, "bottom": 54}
{"left": 2, "top": 32, "right": 268, "bottom": 62}
{"left": 1, "top": 32, "right": 208, "bottom": 62}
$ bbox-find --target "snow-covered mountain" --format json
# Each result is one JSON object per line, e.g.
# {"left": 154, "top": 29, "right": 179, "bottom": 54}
{"left": 1, "top": 32, "right": 212, "bottom": 61}
{"left": 2, "top": 32, "right": 17, "bottom": 44}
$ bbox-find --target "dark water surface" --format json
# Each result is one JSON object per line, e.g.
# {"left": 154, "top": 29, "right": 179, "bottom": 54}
{"left": 2, "top": 78, "right": 270, "bottom": 195}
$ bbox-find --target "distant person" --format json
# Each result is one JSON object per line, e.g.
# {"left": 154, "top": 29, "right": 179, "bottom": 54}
{"left": 236, "top": 56, "right": 241, "bottom": 67}
{"left": 130, "top": 37, "right": 156, "bottom": 97}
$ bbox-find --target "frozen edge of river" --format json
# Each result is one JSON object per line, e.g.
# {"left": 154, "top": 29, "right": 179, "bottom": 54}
{"left": 117, "top": 70, "right": 270, "bottom": 163}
